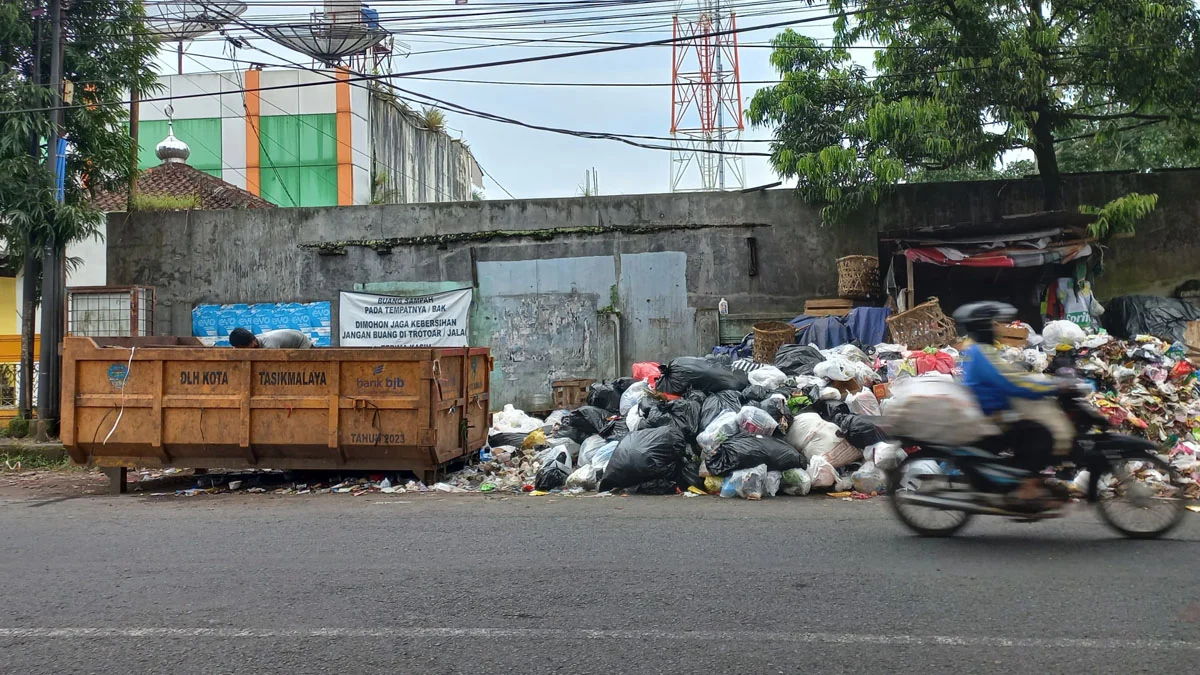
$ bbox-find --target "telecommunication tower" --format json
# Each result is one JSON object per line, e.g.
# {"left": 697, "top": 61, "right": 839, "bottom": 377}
{"left": 669, "top": 0, "right": 744, "bottom": 192}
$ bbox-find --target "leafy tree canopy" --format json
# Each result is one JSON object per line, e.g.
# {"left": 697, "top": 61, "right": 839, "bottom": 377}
{"left": 747, "top": 0, "right": 1200, "bottom": 225}
{"left": 0, "top": 0, "right": 158, "bottom": 262}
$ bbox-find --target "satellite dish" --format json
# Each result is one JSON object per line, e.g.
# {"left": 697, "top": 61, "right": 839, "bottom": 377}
{"left": 143, "top": 1, "right": 248, "bottom": 41}
{"left": 259, "top": 20, "right": 392, "bottom": 67}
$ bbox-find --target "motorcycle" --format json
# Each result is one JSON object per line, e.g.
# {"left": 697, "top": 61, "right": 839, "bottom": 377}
{"left": 887, "top": 380, "right": 1188, "bottom": 538}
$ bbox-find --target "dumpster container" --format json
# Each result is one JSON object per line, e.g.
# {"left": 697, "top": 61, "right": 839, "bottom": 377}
{"left": 60, "top": 337, "right": 491, "bottom": 491}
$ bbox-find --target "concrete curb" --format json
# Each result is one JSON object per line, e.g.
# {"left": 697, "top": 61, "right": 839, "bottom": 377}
{"left": 0, "top": 441, "right": 67, "bottom": 462}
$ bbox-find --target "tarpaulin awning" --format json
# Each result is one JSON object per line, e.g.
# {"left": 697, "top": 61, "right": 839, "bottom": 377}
{"left": 904, "top": 241, "right": 1093, "bottom": 268}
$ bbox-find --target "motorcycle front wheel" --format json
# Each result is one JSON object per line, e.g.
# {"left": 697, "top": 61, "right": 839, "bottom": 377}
{"left": 888, "top": 452, "right": 975, "bottom": 537}
{"left": 1091, "top": 453, "right": 1187, "bottom": 539}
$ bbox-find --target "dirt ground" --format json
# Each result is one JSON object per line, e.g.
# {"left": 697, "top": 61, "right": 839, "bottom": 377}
{"left": 0, "top": 466, "right": 207, "bottom": 499}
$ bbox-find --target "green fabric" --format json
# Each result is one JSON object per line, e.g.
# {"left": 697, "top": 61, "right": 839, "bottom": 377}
{"left": 135, "top": 118, "right": 222, "bottom": 177}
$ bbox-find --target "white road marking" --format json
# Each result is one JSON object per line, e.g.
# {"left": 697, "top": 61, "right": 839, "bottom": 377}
{"left": 0, "top": 627, "right": 1196, "bottom": 650}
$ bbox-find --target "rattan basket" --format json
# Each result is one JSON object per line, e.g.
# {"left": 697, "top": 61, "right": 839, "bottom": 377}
{"left": 885, "top": 297, "right": 958, "bottom": 350}
{"left": 837, "top": 255, "right": 879, "bottom": 299}
{"left": 753, "top": 321, "right": 796, "bottom": 364}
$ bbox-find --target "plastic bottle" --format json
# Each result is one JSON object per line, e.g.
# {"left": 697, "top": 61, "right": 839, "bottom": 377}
{"left": 718, "top": 298, "right": 729, "bottom": 315}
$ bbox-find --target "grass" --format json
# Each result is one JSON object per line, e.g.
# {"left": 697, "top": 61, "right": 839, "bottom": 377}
{"left": 132, "top": 193, "right": 201, "bottom": 211}
{"left": 0, "top": 450, "right": 71, "bottom": 471}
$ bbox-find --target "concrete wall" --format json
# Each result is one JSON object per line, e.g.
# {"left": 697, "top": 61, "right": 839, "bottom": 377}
{"left": 105, "top": 190, "right": 875, "bottom": 406}
{"left": 105, "top": 169, "right": 1200, "bottom": 408}
{"left": 370, "top": 95, "right": 483, "bottom": 204}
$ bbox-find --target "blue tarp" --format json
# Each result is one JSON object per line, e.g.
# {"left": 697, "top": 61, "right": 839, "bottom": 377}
{"left": 192, "top": 301, "right": 332, "bottom": 346}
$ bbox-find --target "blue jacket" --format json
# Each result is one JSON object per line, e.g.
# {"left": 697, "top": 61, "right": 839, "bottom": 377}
{"left": 961, "top": 342, "right": 1056, "bottom": 415}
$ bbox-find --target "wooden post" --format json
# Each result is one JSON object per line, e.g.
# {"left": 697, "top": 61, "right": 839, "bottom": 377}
{"left": 905, "top": 255, "right": 916, "bottom": 310}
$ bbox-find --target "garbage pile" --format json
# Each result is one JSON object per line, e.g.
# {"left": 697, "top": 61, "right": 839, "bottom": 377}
{"left": 450, "top": 315, "right": 1200, "bottom": 501}
{"left": 447, "top": 351, "right": 901, "bottom": 500}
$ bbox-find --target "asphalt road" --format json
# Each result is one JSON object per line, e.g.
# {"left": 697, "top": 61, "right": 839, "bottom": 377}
{"left": 2, "top": 491, "right": 1199, "bottom": 674}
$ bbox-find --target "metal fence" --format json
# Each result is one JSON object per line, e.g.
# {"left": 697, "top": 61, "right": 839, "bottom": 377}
{"left": 67, "top": 286, "right": 155, "bottom": 337}
{"left": 0, "top": 362, "right": 35, "bottom": 412}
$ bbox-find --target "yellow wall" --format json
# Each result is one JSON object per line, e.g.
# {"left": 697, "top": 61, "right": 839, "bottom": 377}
{"left": 0, "top": 277, "right": 15, "bottom": 335}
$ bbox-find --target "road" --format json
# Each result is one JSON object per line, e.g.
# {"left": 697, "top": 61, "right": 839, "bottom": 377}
{"left": 2, "top": 491, "right": 1199, "bottom": 674}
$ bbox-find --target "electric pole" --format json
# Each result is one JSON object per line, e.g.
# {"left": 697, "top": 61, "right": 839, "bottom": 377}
{"left": 36, "top": 0, "right": 65, "bottom": 438}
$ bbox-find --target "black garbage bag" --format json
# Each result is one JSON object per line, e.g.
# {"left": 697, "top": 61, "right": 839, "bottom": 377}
{"left": 642, "top": 399, "right": 703, "bottom": 441}
{"left": 742, "top": 385, "right": 771, "bottom": 403}
{"left": 656, "top": 357, "right": 750, "bottom": 395}
{"left": 487, "top": 432, "right": 531, "bottom": 449}
{"left": 812, "top": 398, "right": 851, "bottom": 422}
{"left": 706, "top": 353, "right": 734, "bottom": 366}
{"left": 612, "top": 377, "right": 637, "bottom": 396}
{"left": 685, "top": 390, "right": 710, "bottom": 405}
{"left": 603, "top": 418, "right": 630, "bottom": 442}
{"left": 1102, "top": 295, "right": 1200, "bottom": 343}
{"left": 834, "top": 413, "right": 888, "bottom": 450}
{"left": 556, "top": 406, "right": 613, "bottom": 443}
{"left": 774, "top": 344, "right": 826, "bottom": 376}
{"left": 534, "top": 449, "right": 571, "bottom": 491}
{"left": 586, "top": 383, "right": 622, "bottom": 413}
{"left": 700, "top": 390, "right": 745, "bottom": 428}
{"left": 598, "top": 426, "right": 689, "bottom": 492}
{"left": 679, "top": 456, "right": 704, "bottom": 490}
{"left": 705, "top": 431, "right": 804, "bottom": 476}
{"left": 757, "top": 396, "right": 793, "bottom": 426}
{"left": 625, "top": 479, "right": 680, "bottom": 495}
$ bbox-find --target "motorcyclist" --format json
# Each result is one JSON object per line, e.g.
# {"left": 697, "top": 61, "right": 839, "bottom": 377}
{"left": 954, "top": 302, "right": 1074, "bottom": 508}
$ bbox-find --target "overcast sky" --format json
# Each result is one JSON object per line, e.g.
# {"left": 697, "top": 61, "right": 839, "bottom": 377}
{"left": 149, "top": 0, "right": 860, "bottom": 199}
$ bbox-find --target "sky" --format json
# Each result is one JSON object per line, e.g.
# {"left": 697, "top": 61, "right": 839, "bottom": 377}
{"left": 148, "top": 0, "right": 857, "bottom": 199}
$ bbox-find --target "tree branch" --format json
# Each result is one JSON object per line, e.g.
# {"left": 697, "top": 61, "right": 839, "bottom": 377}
{"left": 1053, "top": 118, "right": 1166, "bottom": 144}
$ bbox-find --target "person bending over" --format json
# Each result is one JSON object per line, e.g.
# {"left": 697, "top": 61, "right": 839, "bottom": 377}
{"left": 228, "top": 327, "right": 314, "bottom": 349}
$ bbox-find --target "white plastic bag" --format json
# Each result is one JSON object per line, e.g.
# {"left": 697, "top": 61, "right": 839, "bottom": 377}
{"left": 619, "top": 381, "right": 648, "bottom": 416}
{"left": 626, "top": 403, "right": 643, "bottom": 433}
{"left": 820, "top": 387, "right": 843, "bottom": 401}
{"left": 577, "top": 435, "right": 608, "bottom": 468}
{"left": 787, "top": 413, "right": 861, "bottom": 466}
{"left": 748, "top": 365, "right": 789, "bottom": 390}
{"left": 565, "top": 464, "right": 600, "bottom": 490}
{"left": 590, "top": 440, "right": 618, "bottom": 472}
{"left": 736, "top": 405, "right": 779, "bottom": 436}
{"left": 764, "top": 471, "right": 782, "bottom": 498}
{"left": 846, "top": 389, "right": 881, "bottom": 416}
{"left": 534, "top": 444, "right": 574, "bottom": 471}
{"left": 851, "top": 462, "right": 886, "bottom": 494}
{"left": 872, "top": 442, "right": 907, "bottom": 471}
{"left": 814, "top": 358, "right": 856, "bottom": 382}
{"left": 492, "top": 404, "right": 544, "bottom": 434}
{"left": 697, "top": 411, "right": 739, "bottom": 453}
{"left": 720, "top": 464, "right": 768, "bottom": 500}
{"left": 780, "top": 468, "right": 812, "bottom": 496}
{"left": 899, "top": 459, "right": 942, "bottom": 491}
{"left": 882, "top": 376, "right": 1000, "bottom": 446}
{"left": 807, "top": 455, "right": 839, "bottom": 488}
{"left": 1041, "top": 320, "right": 1087, "bottom": 351}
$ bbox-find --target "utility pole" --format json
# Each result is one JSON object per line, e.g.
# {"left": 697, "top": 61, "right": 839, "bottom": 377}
{"left": 36, "top": 0, "right": 64, "bottom": 439}
{"left": 20, "top": 5, "right": 45, "bottom": 420}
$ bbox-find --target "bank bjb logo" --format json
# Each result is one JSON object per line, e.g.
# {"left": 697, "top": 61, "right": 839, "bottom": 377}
{"left": 107, "top": 364, "right": 129, "bottom": 391}
{"left": 372, "top": 365, "right": 385, "bottom": 375}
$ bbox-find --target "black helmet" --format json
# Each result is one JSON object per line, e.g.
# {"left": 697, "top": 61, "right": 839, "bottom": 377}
{"left": 952, "top": 301, "right": 1017, "bottom": 344}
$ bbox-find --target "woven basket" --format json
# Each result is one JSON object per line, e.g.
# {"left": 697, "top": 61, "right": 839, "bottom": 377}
{"left": 837, "top": 255, "right": 879, "bottom": 299}
{"left": 753, "top": 321, "right": 796, "bottom": 364}
{"left": 886, "top": 297, "right": 958, "bottom": 351}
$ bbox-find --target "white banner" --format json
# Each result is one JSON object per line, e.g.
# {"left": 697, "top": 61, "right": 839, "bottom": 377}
{"left": 339, "top": 289, "right": 472, "bottom": 347}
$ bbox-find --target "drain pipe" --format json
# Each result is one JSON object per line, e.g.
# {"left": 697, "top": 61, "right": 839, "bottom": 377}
{"left": 607, "top": 312, "right": 622, "bottom": 379}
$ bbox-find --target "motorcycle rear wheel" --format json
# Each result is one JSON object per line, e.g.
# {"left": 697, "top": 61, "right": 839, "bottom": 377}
{"left": 888, "top": 452, "right": 975, "bottom": 537}
{"left": 1091, "top": 453, "right": 1187, "bottom": 539}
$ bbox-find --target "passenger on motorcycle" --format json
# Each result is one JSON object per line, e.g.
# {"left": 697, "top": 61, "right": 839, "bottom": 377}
{"left": 953, "top": 301, "right": 1074, "bottom": 505}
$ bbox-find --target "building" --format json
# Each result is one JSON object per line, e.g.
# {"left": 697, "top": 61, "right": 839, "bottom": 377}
{"left": 133, "top": 69, "right": 484, "bottom": 207}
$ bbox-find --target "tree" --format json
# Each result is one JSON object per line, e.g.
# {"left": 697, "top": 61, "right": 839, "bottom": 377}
{"left": 1, "top": 0, "right": 158, "bottom": 416}
{"left": 746, "top": 0, "right": 1200, "bottom": 225}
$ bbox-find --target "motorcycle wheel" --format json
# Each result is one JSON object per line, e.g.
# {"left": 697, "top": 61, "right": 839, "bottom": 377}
{"left": 888, "top": 452, "right": 974, "bottom": 537}
{"left": 1091, "top": 453, "right": 1187, "bottom": 539}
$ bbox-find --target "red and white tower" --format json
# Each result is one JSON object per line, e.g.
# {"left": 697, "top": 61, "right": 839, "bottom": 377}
{"left": 670, "top": 0, "right": 744, "bottom": 192}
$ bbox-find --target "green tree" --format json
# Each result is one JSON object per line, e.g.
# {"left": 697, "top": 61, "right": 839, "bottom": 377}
{"left": 746, "top": 0, "right": 1200, "bottom": 224}
{"left": 0, "top": 0, "right": 159, "bottom": 262}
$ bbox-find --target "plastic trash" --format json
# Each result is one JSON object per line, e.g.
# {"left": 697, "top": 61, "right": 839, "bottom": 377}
{"left": 578, "top": 435, "right": 608, "bottom": 468}
{"left": 787, "top": 413, "right": 861, "bottom": 466}
{"left": 814, "top": 358, "right": 857, "bottom": 382}
{"left": 534, "top": 449, "right": 572, "bottom": 491}
{"left": 872, "top": 442, "right": 907, "bottom": 470}
{"left": 586, "top": 382, "right": 622, "bottom": 413}
{"left": 697, "top": 411, "right": 740, "bottom": 454}
{"left": 655, "top": 357, "right": 750, "bottom": 394}
{"left": 834, "top": 413, "right": 888, "bottom": 450}
{"left": 735, "top": 405, "right": 779, "bottom": 436}
{"left": 741, "top": 385, "right": 773, "bottom": 403}
{"left": 899, "top": 459, "right": 943, "bottom": 491}
{"left": 846, "top": 389, "right": 881, "bottom": 416}
{"left": 700, "top": 390, "right": 745, "bottom": 428}
{"left": 597, "top": 425, "right": 689, "bottom": 492}
{"left": 619, "top": 380, "right": 648, "bottom": 415}
{"left": 748, "top": 365, "right": 789, "bottom": 390}
{"left": 720, "top": 464, "right": 768, "bottom": 500}
{"left": 641, "top": 398, "right": 704, "bottom": 441}
{"left": 882, "top": 376, "right": 1002, "bottom": 446}
{"left": 556, "top": 406, "right": 613, "bottom": 443}
{"left": 564, "top": 464, "right": 600, "bottom": 491}
{"left": 1041, "top": 320, "right": 1088, "bottom": 350}
{"left": 806, "top": 455, "right": 840, "bottom": 488}
{"left": 780, "top": 468, "right": 812, "bottom": 496}
{"left": 704, "top": 431, "right": 803, "bottom": 475}
{"left": 764, "top": 470, "right": 782, "bottom": 497}
{"left": 492, "top": 404, "right": 544, "bottom": 433}
{"left": 632, "top": 361, "right": 663, "bottom": 387}
{"left": 773, "top": 344, "right": 826, "bottom": 376}
{"left": 851, "top": 462, "right": 886, "bottom": 494}
{"left": 590, "top": 440, "right": 618, "bottom": 472}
